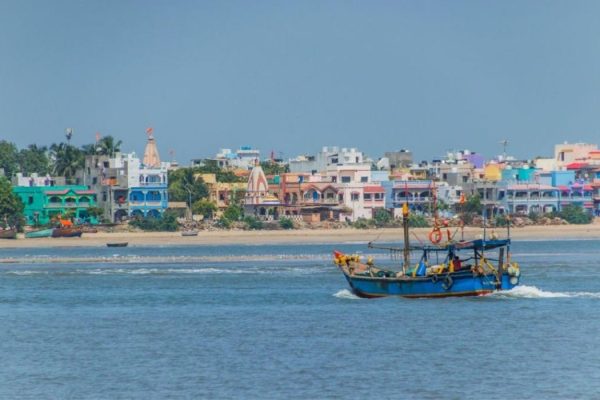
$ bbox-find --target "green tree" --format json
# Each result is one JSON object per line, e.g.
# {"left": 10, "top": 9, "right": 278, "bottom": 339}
{"left": 0, "top": 140, "right": 19, "bottom": 178}
{"left": 260, "top": 161, "right": 289, "bottom": 176}
{"left": 373, "top": 208, "right": 392, "bottom": 227}
{"left": 464, "top": 194, "right": 483, "bottom": 214}
{"left": 191, "top": 160, "right": 246, "bottom": 183}
{"left": 0, "top": 177, "right": 25, "bottom": 229}
{"left": 18, "top": 144, "right": 50, "bottom": 175}
{"left": 50, "top": 142, "right": 84, "bottom": 183}
{"left": 558, "top": 204, "right": 592, "bottom": 224}
{"left": 192, "top": 199, "right": 217, "bottom": 220}
{"left": 96, "top": 136, "right": 122, "bottom": 157}
{"left": 222, "top": 204, "right": 243, "bottom": 221}
{"left": 129, "top": 210, "right": 179, "bottom": 231}
{"left": 168, "top": 168, "right": 209, "bottom": 205}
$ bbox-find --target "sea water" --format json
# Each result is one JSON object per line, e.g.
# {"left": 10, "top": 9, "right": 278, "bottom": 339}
{"left": 1, "top": 240, "right": 600, "bottom": 399}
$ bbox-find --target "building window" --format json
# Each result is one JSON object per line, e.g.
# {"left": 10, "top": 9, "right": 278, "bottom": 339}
{"left": 331, "top": 176, "right": 337, "bottom": 183}
{"left": 364, "top": 193, "right": 372, "bottom": 200}
{"left": 341, "top": 176, "right": 351, "bottom": 183}
{"left": 92, "top": 177, "right": 98, "bottom": 185}
{"left": 360, "top": 176, "right": 368, "bottom": 183}
{"left": 351, "top": 193, "right": 359, "bottom": 201}
{"left": 28, "top": 196, "right": 33, "bottom": 205}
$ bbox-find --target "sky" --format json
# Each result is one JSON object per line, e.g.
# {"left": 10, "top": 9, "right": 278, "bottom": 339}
{"left": 1, "top": 0, "right": 600, "bottom": 164}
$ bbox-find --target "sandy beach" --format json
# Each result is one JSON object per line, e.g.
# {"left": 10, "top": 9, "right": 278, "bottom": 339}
{"left": 1, "top": 224, "right": 599, "bottom": 248}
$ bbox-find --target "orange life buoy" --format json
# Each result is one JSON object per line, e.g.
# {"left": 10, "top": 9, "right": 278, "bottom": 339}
{"left": 429, "top": 228, "right": 442, "bottom": 244}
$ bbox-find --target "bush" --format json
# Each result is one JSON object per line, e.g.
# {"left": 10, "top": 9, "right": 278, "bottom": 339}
{"left": 279, "top": 217, "right": 294, "bottom": 230}
{"left": 129, "top": 210, "right": 179, "bottom": 232}
{"left": 408, "top": 214, "right": 429, "bottom": 228}
{"left": 528, "top": 211, "right": 540, "bottom": 223}
{"left": 373, "top": 209, "right": 392, "bottom": 227}
{"left": 216, "top": 217, "right": 232, "bottom": 229}
{"left": 353, "top": 218, "right": 374, "bottom": 229}
{"left": 192, "top": 199, "right": 217, "bottom": 220}
{"left": 243, "top": 216, "right": 264, "bottom": 230}
{"left": 495, "top": 215, "right": 509, "bottom": 227}
{"left": 222, "top": 205, "right": 243, "bottom": 221}
{"left": 558, "top": 204, "right": 592, "bottom": 224}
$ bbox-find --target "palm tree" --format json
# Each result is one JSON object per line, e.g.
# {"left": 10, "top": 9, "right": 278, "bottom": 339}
{"left": 97, "top": 136, "right": 122, "bottom": 157}
{"left": 50, "top": 142, "right": 84, "bottom": 184}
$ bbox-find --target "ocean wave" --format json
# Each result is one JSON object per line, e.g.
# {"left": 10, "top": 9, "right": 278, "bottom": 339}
{"left": 0, "top": 252, "right": 395, "bottom": 265}
{"left": 333, "top": 289, "right": 361, "bottom": 300}
{"left": 493, "top": 285, "right": 600, "bottom": 299}
{"left": 2, "top": 265, "right": 327, "bottom": 276}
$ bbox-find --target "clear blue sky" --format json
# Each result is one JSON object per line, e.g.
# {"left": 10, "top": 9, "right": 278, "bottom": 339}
{"left": 2, "top": 0, "right": 600, "bottom": 164}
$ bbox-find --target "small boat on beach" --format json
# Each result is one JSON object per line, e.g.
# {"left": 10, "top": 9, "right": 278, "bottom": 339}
{"left": 181, "top": 230, "right": 198, "bottom": 237}
{"left": 25, "top": 228, "right": 54, "bottom": 238}
{"left": 107, "top": 242, "right": 128, "bottom": 247}
{"left": 0, "top": 228, "right": 17, "bottom": 239}
{"left": 52, "top": 227, "right": 83, "bottom": 238}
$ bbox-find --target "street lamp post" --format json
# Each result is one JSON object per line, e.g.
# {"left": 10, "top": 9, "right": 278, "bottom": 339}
{"left": 185, "top": 185, "right": 193, "bottom": 221}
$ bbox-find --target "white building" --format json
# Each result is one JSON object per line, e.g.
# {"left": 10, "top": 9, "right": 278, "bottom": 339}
{"left": 289, "top": 146, "right": 373, "bottom": 174}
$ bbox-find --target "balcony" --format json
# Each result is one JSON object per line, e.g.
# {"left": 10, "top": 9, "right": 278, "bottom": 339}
{"left": 393, "top": 197, "right": 431, "bottom": 204}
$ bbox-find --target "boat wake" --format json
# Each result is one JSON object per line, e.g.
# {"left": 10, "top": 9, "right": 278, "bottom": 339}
{"left": 493, "top": 285, "right": 600, "bottom": 299}
{"left": 333, "top": 289, "right": 361, "bottom": 300}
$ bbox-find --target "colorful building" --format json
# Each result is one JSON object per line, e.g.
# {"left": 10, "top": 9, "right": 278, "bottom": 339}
{"left": 13, "top": 185, "right": 98, "bottom": 226}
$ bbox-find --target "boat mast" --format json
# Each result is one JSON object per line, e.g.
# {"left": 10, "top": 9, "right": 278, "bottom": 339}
{"left": 402, "top": 197, "right": 410, "bottom": 274}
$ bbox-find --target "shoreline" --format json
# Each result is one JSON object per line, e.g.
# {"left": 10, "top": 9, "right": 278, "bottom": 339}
{"left": 1, "top": 225, "right": 599, "bottom": 248}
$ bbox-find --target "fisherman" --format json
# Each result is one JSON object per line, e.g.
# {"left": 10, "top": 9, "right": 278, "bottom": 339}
{"left": 453, "top": 255, "right": 462, "bottom": 271}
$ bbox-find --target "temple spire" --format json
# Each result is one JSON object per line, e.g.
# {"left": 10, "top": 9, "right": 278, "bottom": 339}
{"left": 143, "top": 127, "right": 161, "bottom": 167}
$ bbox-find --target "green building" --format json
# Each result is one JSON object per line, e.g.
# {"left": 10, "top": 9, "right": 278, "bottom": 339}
{"left": 13, "top": 186, "right": 98, "bottom": 226}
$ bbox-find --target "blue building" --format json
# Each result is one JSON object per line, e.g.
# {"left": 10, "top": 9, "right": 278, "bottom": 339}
{"left": 128, "top": 133, "right": 169, "bottom": 218}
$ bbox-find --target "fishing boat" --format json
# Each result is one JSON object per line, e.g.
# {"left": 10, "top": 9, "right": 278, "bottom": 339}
{"left": 333, "top": 199, "right": 521, "bottom": 299}
{"left": 25, "top": 228, "right": 54, "bottom": 238}
{"left": 0, "top": 228, "right": 17, "bottom": 239}
{"left": 181, "top": 230, "right": 199, "bottom": 237}
{"left": 107, "top": 242, "right": 128, "bottom": 247}
{"left": 52, "top": 227, "right": 83, "bottom": 238}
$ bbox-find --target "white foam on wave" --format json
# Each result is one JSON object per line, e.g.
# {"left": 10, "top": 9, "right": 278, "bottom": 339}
{"left": 4, "top": 270, "right": 49, "bottom": 276}
{"left": 3, "top": 265, "right": 326, "bottom": 276}
{"left": 333, "top": 289, "right": 361, "bottom": 300}
{"left": 494, "top": 285, "right": 600, "bottom": 299}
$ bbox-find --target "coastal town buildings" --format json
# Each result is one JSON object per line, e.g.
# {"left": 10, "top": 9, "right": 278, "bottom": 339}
{"left": 199, "top": 174, "right": 246, "bottom": 218}
{"left": 192, "top": 146, "right": 261, "bottom": 170}
{"left": 13, "top": 183, "right": 98, "bottom": 226}
{"left": 128, "top": 133, "right": 169, "bottom": 218}
{"left": 289, "top": 146, "right": 372, "bottom": 174}
{"left": 74, "top": 131, "right": 170, "bottom": 222}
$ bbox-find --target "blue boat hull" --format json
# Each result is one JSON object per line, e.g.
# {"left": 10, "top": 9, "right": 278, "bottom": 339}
{"left": 344, "top": 271, "right": 518, "bottom": 298}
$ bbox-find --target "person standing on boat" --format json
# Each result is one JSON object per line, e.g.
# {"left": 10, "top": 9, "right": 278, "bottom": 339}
{"left": 453, "top": 255, "right": 462, "bottom": 271}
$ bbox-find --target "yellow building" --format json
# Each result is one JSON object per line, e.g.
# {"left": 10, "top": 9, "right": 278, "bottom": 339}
{"left": 483, "top": 163, "right": 502, "bottom": 181}
{"left": 198, "top": 174, "right": 246, "bottom": 216}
